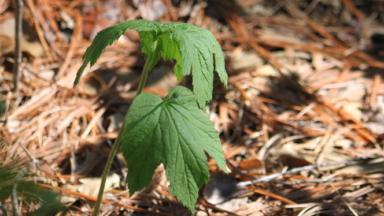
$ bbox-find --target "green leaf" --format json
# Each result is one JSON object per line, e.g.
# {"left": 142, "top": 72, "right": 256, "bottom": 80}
{"left": 121, "top": 86, "right": 227, "bottom": 212}
{"left": 74, "top": 20, "right": 228, "bottom": 108}
{"left": 73, "top": 20, "right": 161, "bottom": 85}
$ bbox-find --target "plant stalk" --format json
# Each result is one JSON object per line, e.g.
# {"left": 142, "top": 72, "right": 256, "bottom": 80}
{"left": 136, "top": 40, "right": 158, "bottom": 95}
{"left": 92, "top": 40, "right": 159, "bottom": 216}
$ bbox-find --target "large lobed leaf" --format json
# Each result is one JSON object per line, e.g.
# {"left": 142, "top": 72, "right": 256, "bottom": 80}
{"left": 74, "top": 20, "right": 228, "bottom": 108}
{"left": 121, "top": 86, "right": 227, "bottom": 212}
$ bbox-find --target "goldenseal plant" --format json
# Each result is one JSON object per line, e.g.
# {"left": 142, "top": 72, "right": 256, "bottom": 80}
{"left": 73, "top": 20, "right": 228, "bottom": 214}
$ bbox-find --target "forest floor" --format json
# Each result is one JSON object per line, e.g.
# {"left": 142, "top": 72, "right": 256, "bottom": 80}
{"left": 2, "top": 0, "right": 384, "bottom": 215}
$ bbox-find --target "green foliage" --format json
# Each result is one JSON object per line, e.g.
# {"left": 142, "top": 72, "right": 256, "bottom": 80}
{"left": 0, "top": 99, "right": 5, "bottom": 117}
{"left": 0, "top": 165, "right": 65, "bottom": 215}
{"left": 74, "top": 20, "right": 227, "bottom": 108}
{"left": 74, "top": 20, "right": 228, "bottom": 212}
{"left": 122, "top": 86, "right": 227, "bottom": 211}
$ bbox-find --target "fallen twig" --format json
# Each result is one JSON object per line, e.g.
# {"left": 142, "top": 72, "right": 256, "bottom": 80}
{"left": 12, "top": 0, "right": 23, "bottom": 93}
{"left": 238, "top": 156, "right": 383, "bottom": 187}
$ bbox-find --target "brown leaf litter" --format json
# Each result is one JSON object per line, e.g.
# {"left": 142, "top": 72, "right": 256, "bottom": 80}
{"left": 1, "top": 0, "right": 384, "bottom": 215}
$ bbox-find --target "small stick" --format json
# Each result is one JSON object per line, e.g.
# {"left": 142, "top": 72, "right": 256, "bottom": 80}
{"left": 237, "top": 156, "right": 380, "bottom": 187}
{"left": 11, "top": 171, "right": 23, "bottom": 216}
{"left": 12, "top": 0, "right": 23, "bottom": 93}
{"left": 11, "top": 183, "right": 19, "bottom": 216}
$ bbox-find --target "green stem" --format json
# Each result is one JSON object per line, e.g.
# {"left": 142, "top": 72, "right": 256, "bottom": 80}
{"left": 92, "top": 129, "right": 122, "bottom": 216}
{"left": 136, "top": 40, "right": 158, "bottom": 95}
{"left": 92, "top": 40, "right": 159, "bottom": 216}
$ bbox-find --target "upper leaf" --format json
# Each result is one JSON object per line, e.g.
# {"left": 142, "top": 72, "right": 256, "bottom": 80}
{"left": 74, "top": 20, "right": 228, "bottom": 108}
{"left": 121, "top": 86, "right": 227, "bottom": 212}
{"left": 73, "top": 20, "right": 161, "bottom": 85}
